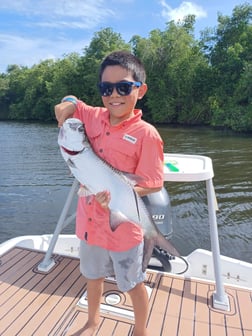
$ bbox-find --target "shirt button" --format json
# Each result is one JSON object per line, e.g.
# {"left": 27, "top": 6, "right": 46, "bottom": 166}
{"left": 99, "top": 149, "right": 103, "bottom": 153}
{"left": 106, "top": 132, "right": 110, "bottom": 136}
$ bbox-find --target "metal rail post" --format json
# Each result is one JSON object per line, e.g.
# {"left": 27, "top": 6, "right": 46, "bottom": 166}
{"left": 206, "top": 178, "right": 230, "bottom": 311}
{"left": 38, "top": 178, "right": 79, "bottom": 272}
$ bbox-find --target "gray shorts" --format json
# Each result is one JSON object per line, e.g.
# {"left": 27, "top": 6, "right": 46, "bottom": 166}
{"left": 79, "top": 240, "right": 146, "bottom": 292}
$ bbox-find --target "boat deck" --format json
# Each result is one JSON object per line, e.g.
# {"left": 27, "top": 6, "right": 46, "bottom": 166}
{"left": 0, "top": 247, "right": 251, "bottom": 336}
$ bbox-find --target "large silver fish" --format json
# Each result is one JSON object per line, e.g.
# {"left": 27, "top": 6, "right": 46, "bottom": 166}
{"left": 58, "top": 118, "right": 180, "bottom": 271}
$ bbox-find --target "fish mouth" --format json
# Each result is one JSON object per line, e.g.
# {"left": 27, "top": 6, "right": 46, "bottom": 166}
{"left": 61, "top": 146, "right": 81, "bottom": 155}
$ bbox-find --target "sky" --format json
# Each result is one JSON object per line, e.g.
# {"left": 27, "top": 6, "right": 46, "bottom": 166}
{"left": 0, "top": 0, "right": 249, "bottom": 73}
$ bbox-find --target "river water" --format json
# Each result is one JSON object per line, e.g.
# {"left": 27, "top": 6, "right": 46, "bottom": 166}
{"left": 0, "top": 121, "right": 251, "bottom": 263}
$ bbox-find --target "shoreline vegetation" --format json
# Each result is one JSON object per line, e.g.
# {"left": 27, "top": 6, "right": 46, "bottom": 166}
{"left": 0, "top": 3, "right": 251, "bottom": 132}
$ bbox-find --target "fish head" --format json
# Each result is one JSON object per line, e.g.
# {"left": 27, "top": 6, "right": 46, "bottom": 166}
{"left": 58, "top": 118, "right": 88, "bottom": 153}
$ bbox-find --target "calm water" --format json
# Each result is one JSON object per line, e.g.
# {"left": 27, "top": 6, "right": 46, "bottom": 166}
{"left": 0, "top": 122, "right": 251, "bottom": 263}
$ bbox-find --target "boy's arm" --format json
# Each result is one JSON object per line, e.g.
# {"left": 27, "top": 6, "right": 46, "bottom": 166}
{"left": 54, "top": 95, "right": 78, "bottom": 127}
{"left": 134, "top": 185, "right": 162, "bottom": 197}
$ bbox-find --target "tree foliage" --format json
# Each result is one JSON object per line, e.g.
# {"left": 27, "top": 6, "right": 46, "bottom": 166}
{"left": 205, "top": 3, "right": 252, "bottom": 130}
{"left": 0, "top": 4, "right": 251, "bottom": 132}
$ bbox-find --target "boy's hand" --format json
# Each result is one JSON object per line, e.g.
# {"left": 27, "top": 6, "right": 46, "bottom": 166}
{"left": 95, "top": 190, "right": 111, "bottom": 208}
{"left": 55, "top": 95, "right": 77, "bottom": 127}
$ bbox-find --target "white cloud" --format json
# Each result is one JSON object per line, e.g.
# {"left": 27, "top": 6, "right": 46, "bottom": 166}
{"left": 160, "top": 1, "right": 207, "bottom": 23}
{"left": 0, "top": 0, "right": 116, "bottom": 72}
{"left": 0, "top": 0, "right": 115, "bottom": 29}
{"left": 0, "top": 33, "right": 88, "bottom": 72}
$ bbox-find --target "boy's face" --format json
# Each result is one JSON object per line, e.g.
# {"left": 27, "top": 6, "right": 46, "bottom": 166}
{"left": 100, "top": 65, "right": 147, "bottom": 125}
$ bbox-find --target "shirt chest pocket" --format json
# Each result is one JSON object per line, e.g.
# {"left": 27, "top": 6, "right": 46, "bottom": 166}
{"left": 105, "top": 137, "right": 139, "bottom": 173}
{"left": 87, "top": 127, "right": 103, "bottom": 153}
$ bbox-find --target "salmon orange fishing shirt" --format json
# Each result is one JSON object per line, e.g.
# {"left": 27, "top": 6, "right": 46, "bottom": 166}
{"left": 74, "top": 101, "right": 164, "bottom": 252}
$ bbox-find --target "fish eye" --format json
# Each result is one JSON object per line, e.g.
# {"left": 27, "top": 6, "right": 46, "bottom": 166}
{"left": 78, "top": 125, "right": 84, "bottom": 133}
{"left": 70, "top": 122, "right": 82, "bottom": 131}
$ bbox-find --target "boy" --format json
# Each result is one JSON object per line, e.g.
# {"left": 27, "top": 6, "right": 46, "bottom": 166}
{"left": 55, "top": 51, "right": 164, "bottom": 336}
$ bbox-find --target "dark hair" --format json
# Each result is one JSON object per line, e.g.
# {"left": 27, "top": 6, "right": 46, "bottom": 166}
{"left": 99, "top": 51, "right": 146, "bottom": 83}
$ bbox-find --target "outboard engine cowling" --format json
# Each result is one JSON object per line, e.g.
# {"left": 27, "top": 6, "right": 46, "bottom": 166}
{"left": 142, "top": 186, "right": 172, "bottom": 239}
{"left": 142, "top": 187, "right": 174, "bottom": 271}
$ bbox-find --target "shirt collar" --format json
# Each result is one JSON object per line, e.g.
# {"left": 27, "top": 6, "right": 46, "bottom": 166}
{"left": 102, "top": 109, "right": 142, "bottom": 128}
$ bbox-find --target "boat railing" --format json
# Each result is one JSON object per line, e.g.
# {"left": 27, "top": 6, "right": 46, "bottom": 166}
{"left": 38, "top": 153, "right": 230, "bottom": 311}
{"left": 38, "top": 178, "right": 78, "bottom": 271}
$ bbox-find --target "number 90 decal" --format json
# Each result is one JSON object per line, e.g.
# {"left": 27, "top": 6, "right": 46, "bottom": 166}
{"left": 152, "top": 214, "right": 165, "bottom": 220}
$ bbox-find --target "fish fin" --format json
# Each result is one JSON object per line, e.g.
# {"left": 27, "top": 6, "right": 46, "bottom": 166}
{"left": 109, "top": 187, "right": 142, "bottom": 232}
{"left": 142, "top": 237, "right": 155, "bottom": 272}
{"left": 154, "top": 233, "right": 180, "bottom": 257}
{"left": 110, "top": 211, "right": 129, "bottom": 231}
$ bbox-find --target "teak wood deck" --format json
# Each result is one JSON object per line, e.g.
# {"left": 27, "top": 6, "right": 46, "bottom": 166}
{"left": 0, "top": 247, "right": 251, "bottom": 336}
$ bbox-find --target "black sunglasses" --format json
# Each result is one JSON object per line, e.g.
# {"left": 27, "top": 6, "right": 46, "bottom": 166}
{"left": 98, "top": 81, "right": 142, "bottom": 97}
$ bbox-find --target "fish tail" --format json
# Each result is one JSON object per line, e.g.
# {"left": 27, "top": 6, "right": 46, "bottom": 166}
{"left": 154, "top": 233, "right": 180, "bottom": 258}
{"left": 142, "top": 234, "right": 180, "bottom": 272}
